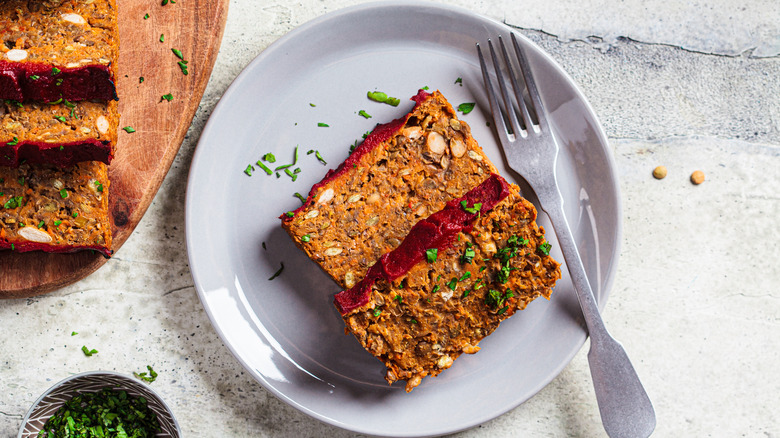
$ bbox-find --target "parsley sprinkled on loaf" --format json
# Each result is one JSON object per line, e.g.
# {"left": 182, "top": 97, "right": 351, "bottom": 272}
{"left": 0, "top": 161, "right": 112, "bottom": 256}
{"left": 281, "top": 90, "right": 499, "bottom": 290}
{"left": 337, "top": 175, "right": 561, "bottom": 391}
{"left": 0, "top": 99, "right": 118, "bottom": 167}
{"left": 0, "top": 0, "right": 119, "bottom": 102}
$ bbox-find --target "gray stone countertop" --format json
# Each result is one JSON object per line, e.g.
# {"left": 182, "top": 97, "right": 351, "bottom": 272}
{"left": 2, "top": 0, "right": 778, "bottom": 436}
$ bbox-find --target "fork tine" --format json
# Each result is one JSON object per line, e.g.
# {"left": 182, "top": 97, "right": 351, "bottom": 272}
{"left": 487, "top": 38, "right": 523, "bottom": 138}
{"left": 497, "top": 36, "right": 534, "bottom": 133}
{"left": 477, "top": 42, "right": 509, "bottom": 142}
{"left": 510, "top": 33, "right": 549, "bottom": 132}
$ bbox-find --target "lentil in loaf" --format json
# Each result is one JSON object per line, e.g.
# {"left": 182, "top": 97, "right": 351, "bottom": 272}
{"left": 336, "top": 176, "right": 561, "bottom": 392}
{"left": 0, "top": 99, "right": 118, "bottom": 167}
{"left": 0, "top": 161, "right": 111, "bottom": 256}
{"left": 281, "top": 90, "right": 498, "bottom": 290}
{"left": 0, "top": 0, "right": 119, "bottom": 102}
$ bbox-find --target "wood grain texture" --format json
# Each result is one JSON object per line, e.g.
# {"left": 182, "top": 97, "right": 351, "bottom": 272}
{"left": 0, "top": 0, "right": 229, "bottom": 298}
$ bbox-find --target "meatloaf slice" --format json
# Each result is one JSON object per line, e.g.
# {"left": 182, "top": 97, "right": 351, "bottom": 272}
{"left": 335, "top": 174, "right": 561, "bottom": 392}
{"left": 0, "top": 0, "right": 119, "bottom": 102}
{"left": 0, "top": 99, "right": 118, "bottom": 167}
{"left": 0, "top": 161, "right": 112, "bottom": 256}
{"left": 281, "top": 90, "right": 499, "bottom": 290}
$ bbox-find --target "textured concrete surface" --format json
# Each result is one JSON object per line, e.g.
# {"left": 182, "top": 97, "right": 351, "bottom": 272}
{"left": 2, "top": 0, "right": 779, "bottom": 437}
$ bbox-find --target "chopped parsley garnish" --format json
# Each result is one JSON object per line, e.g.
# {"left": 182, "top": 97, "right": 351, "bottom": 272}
{"left": 178, "top": 60, "right": 189, "bottom": 75}
{"left": 255, "top": 161, "right": 272, "bottom": 175}
{"left": 122, "top": 126, "right": 136, "bottom": 133}
{"left": 301, "top": 234, "right": 311, "bottom": 242}
{"left": 29, "top": 75, "right": 39, "bottom": 80}
{"left": 485, "top": 289, "right": 514, "bottom": 310}
{"left": 446, "top": 277, "right": 458, "bottom": 290}
{"left": 60, "top": 189, "right": 68, "bottom": 199}
{"left": 55, "top": 115, "right": 67, "bottom": 123}
{"left": 538, "top": 242, "right": 552, "bottom": 255}
{"left": 144, "top": 13, "right": 149, "bottom": 19}
{"left": 73, "top": 211, "right": 79, "bottom": 218}
{"left": 244, "top": 164, "right": 254, "bottom": 176}
{"left": 367, "top": 91, "right": 400, "bottom": 106}
{"left": 293, "top": 192, "right": 306, "bottom": 203}
{"left": 426, "top": 248, "right": 438, "bottom": 263}
{"left": 432, "top": 284, "right": 440, "bottom": 294}
{"left": 421, "top": 86, "right": 430, "bottom": 90}
{"left": 37, "top": 220, "right": 44, "bottom": 228}
{"left": 81, "top": 345, "right": 98, "bottom": 356}
{"left": 358, "top": 110, "right": 372, "bottom": 119}
{"left": 6, "top": 136, "right": 18, "bottom": 146}
{"left": 134, "top": 365, "right": 159, "bottom": 383}
{"left": 52, "top": 67, "right": 61, "bottom": 75}
{"left": 71, "top": 331, "right": 78, "bottom": 336}
{"left": 262, "top": 153, "right": 276, "bottom": 163}
{"left": 373, "top": 307, "right": 381, "bottom": 317}
{"left": 394, "top": 294, "right": 403, "bottom": 303}
{"left": 3, "top": 196, "right": 22, "bottom": 209}
{"left": 162, "top": 93, "right": 173, "bottom": 101}
{"left": 48, "top": 97, "right": 64, "bottom": 105}
{"left": 95, "top": 181, "right": 104, "bottom": 192}
{"left": 508, "top": 235, "right": 529, "bottom": 247}
{"left": 139, "top": 76, "right": 145, "bottom": 83}
{"left": 54, "top": 220, "right": 62, "bottom": 226}
{"left": 460, "top": 200, "right": 482, "bottom": 214}
{"left": 460, "top": 242, "right": 475, "bottom": 264}
{"left": 274, "top": 146, "right": 299, "bottom": 171}
{"left": 457, "top": 102, "right": 476, "bottom": 115}
{"left": 160, "top": 34, "right": 165, "bottom": 42}
{"left": 285, "top": 211, "right": 294, "bottom": 217}
{"left": 40, "top": 388, "right": 161, "bottom": 437}
{"left": 462, "top": 290, "right": 470, "bottom": 298}
{"left": 309, "top": 103, "right": 316, "bottom": 107}
{"left": 171, "top": 48, "right": 184, "bottom": 59}
{"left": 455, "top": 77, "right": 463, "bottom": 85}
{"left": 268, "top": 262, "right": 284, "bottom": 280}
{"left": 315, "top": 150, "right": 327, "bottom": 165}
{"left": 55, "top": 78, "right": 63, "bottom": 86}
{"left": 317, "top": 122, "right": 329, "bottom": 127}
{"left": 458, "top": 271, "right": 472, "bottom": 282}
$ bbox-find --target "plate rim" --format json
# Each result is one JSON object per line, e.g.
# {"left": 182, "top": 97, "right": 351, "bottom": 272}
{"left": 185, "top": 1, "right": 622, "bottom": 436}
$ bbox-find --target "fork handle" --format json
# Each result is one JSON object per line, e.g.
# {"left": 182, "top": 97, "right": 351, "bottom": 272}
{"left": 541, "top": 196, "right": 656, "bottom": 438}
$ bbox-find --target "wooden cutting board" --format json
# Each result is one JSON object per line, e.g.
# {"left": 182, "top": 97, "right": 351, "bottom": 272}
{"left": 0, "top": 0, "right": 229, "bottom": 298}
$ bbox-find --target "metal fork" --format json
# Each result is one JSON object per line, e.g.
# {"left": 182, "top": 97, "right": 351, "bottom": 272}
{"left": 478, "top": 35, "right": 656, "bottom": 438}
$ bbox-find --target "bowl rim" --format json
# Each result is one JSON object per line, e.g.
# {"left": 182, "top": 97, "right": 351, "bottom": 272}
{"left": 17, "top": 370, "right": 182, "bottom": 438}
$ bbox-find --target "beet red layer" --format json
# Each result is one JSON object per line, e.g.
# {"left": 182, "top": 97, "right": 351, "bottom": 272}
{"left": 334, "top": 174, "right": 511, "bottom": 314}
{"left": 280, "top": 89, "right": 431, "bottom": 222}
{"left": 0, "top": 240, "right": 111, "bottom": 258}
{"left": 0, "top": 139, "right": 112, "bottom": 168}
{"left": 0, "top": 61, "right": 117, "bottom": 102}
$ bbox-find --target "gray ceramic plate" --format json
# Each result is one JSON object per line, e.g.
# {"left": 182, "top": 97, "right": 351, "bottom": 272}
{"left": 186, "top": 2, "right": 621, "bottom": 436}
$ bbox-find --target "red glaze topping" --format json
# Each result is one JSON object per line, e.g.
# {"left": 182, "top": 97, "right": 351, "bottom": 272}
{"left": 0, "top": 61, "right": 117, "bottom": 102}
{"left": 334, "top": 174, "right": 511, "bottom": 314}
{"left": 0, "top": 241, "right": 111, "bottom": 258}
{"left": 0, "top": 139, "right": 112, "bottom": 168}
{"left": 280, "top": 89, "right": 431, "bottom": 222}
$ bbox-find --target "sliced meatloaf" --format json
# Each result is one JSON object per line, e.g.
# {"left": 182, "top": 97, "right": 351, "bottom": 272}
{"left": 0, "top": 161, "right": 111, "bottom": 256}
{"left": 335, "top": 174, "right": 561, "bottom": 392}
{"left": 0, "top": 98, "right": 118, "bottom": 167}
{"left": 281, "top": 90, "right": 499, "bottom": 290}
{"left": 0, "top": 0, "right": 119, "bottom": 102}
